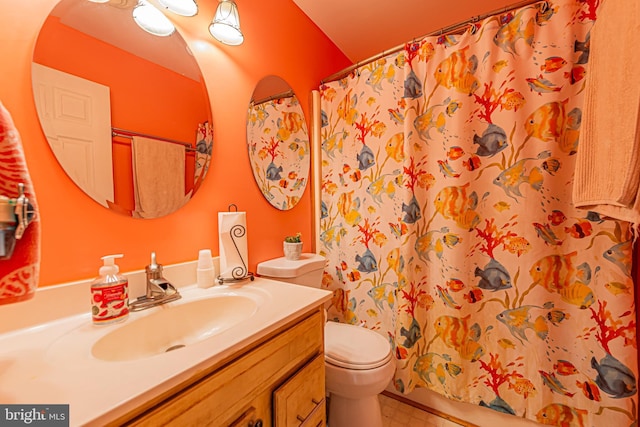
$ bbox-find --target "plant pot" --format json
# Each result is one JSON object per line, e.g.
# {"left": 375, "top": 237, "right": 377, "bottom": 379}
{"left": 283, "top": 241, "right": 303, "bottom": 260}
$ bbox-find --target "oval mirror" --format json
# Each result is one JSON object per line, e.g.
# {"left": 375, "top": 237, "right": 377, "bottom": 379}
{"left": 246, "top": 76, "right": 309, "bottom": 210}
{"left": 31, "top": 0, "right": 212, "bottom": 218}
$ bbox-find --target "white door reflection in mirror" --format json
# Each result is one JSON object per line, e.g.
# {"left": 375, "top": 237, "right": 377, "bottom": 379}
{"left": 246, "top": 76, "right": 309, "bottom": 211}
{"left": 32, "top": 63, "right": 113, "bottom": 208}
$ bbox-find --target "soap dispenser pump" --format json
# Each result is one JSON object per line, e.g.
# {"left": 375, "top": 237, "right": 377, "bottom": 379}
{"left": 91, "top": 254, "right": 129, "bottom": 325}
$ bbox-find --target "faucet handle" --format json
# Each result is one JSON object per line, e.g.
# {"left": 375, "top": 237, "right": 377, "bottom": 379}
{"left": 145, "top": 251, "right": 163, "bottom": 279}
{"left": 149, "top": 251, "right": 158, "bottom": 269}
{"left": 132, "top": 251, "right": 181, "bottom": 311}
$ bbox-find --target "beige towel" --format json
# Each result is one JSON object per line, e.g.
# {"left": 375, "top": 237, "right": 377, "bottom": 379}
{"left": 572, "top": 0, "right": 640, "bottom": 225}
{"left": 132, "top": 136, "right": 187, "bottom": 218}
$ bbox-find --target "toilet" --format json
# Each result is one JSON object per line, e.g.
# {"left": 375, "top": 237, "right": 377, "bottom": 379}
{"left": 257, "top": 253, "right": 395, "bottom": 427}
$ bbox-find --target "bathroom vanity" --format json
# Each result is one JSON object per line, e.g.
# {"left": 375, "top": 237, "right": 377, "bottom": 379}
{"left": 0, "top": 268, "right": 332, "bottom": 427}
{"left": 112, "top": 307, "right": 326, "bottom": 426}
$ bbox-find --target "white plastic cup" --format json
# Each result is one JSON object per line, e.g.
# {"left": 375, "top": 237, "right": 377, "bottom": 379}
{"left": 197, "top": 267, "right": 215, "bottom": 288}
{"left": 197, "top": 249, "right": 213, "bottom": 269}
{"left": 197, "top": 249, "right": 215, "bottom": 288}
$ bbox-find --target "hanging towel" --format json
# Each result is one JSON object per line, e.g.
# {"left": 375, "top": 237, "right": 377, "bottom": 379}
{"left": 132, "top": 135, "right": 187, "bottom": 218}
{"left": 573, "top": 0, "right": 640, "bottom": 225}
{"left": 0, "top": 101, "right": 40, "bottom": 305}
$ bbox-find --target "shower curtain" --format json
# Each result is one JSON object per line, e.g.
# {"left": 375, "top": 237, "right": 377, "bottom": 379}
{"left": 319, "top": 1, "right": 638, "bottom": 425}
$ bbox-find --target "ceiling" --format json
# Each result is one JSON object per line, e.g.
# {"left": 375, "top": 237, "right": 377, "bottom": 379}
{"left": 292, "top": 0, "right": 520, "bottom": 63}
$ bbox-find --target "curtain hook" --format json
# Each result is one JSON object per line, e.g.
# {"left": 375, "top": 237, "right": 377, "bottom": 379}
{"left": 468, "top": 16, "right": 479, "bottom": 35}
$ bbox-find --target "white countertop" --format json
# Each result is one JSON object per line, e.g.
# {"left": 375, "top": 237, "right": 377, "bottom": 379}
{"left": 0, "top": 276, "right": 331, "bottom": 426}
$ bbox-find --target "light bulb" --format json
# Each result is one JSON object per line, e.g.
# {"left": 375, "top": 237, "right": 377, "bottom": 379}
{"left": 133, "top": 0, "right": 175, "bottom": 37}
{"left": 209, "top": 0, "right": 244, "bottom": 46}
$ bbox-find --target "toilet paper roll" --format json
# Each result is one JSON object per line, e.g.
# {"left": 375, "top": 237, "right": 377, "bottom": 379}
{"left": 218, "top": 211, "right": 248, "bottom": 280}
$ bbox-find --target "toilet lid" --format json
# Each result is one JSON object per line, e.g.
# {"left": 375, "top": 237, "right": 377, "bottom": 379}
{"left": 324, "top": 321, "right": 392, "bottom": 370}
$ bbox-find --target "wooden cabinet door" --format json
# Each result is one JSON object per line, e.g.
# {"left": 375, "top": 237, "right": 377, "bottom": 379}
{"left": 274, "top": 354, "right": 326, "bottom": 427}
{"left": 122, "top": 310, "right": 324, "bottom": 427}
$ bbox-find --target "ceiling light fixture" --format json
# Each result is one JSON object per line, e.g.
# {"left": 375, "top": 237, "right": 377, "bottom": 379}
{"left": 209, "top": 0, "right": 244, "bottom": 46}
{"left": 157, "top": 0, "right": 198, "bottom": 17}
{"left": 133, "top": 0, "right": 176, "bottom": 37}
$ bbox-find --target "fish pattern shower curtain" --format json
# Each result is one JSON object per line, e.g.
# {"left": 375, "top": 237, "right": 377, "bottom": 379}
{"left": 319, "top": 1, "right": 638, "bottom": 425}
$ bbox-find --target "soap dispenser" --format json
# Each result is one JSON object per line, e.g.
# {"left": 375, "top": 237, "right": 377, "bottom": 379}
{"left": 91, "top": 254, "right": 129, "bottom": 325}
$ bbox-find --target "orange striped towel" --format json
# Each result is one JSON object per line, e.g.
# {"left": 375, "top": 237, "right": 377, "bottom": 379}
{"left": 0, "top": 101, "right": 40, "bottom": 304}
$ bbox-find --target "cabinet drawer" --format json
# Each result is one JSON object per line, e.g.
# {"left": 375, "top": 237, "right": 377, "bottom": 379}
{"left": 124, "top": 310, "right": 324, "bottom": 426}
{"left": 274, "top": 354, "right": 326, "bottom": 427}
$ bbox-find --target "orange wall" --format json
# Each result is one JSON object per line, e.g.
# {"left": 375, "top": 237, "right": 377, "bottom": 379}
{"left": 0, "top": 0, "right": 351, "bottom": 286}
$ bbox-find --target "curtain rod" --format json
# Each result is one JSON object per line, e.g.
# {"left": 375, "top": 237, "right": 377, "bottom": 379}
{"left": 251, "top": 89, "right": 295, "bottom": 106}
{"left": 111, "top": 127, "right": 197, "bottom": 152}
{"left": 321, "top": 0, "right": 546, "bottom": 84}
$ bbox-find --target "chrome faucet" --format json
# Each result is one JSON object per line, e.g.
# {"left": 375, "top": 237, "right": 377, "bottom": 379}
{"left": 130, "top": 252, "right": 181, "bottom": 312}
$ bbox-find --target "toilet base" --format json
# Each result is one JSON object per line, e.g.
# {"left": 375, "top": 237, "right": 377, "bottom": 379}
{"left": 328, "top": 393, "right": 383, "bottom": 427}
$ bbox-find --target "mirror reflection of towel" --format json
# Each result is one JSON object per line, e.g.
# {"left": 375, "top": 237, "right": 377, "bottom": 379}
{"left": 573, "top": 0, "right": 640, "bottom": 225}
{"left": 132, "top": 136, "right": 187, "bottom": 218}
{"left": 0, "top": 101, "right": 40, "bottom": 305}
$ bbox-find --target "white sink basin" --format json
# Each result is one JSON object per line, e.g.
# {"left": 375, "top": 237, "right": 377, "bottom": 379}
{"left": 91, "top": 294, "right": 258, "bottom": 362}
{"left": 6, "top": 279, "right": 332, "bottom": 427}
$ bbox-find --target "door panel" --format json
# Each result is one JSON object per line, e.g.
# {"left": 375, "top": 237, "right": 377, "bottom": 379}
{"left": 32, "top": 62, "right": 113, "bottom": 207}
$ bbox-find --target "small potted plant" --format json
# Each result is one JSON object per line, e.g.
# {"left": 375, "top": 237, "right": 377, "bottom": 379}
{"left": 283, "top": 232, "right": 303, "bottom": 260}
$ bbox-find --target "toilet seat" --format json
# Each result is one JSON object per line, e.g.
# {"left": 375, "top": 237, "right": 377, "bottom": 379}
{"left": 324, "top": 321, "right": 392, "bottom": 370}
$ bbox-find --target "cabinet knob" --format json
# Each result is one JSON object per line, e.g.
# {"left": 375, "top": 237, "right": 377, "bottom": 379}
{"left": 249, "top": 419, "right": 263, "bottom": 427}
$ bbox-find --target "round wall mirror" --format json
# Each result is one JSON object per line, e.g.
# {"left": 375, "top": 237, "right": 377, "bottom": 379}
{"left": 31, "top": 0, "right": 212, "bottom": 218}
{"left": 246, "top": 76, "right": 309, "bottom": 210}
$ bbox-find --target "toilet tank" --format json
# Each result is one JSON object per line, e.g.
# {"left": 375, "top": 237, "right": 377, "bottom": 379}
{"left": 256, "top": 253, "right": 326, "bottom": 288}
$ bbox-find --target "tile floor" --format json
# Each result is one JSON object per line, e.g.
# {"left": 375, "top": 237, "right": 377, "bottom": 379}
{"left": 379, "top": 393, "right": 469, "bottom": 427}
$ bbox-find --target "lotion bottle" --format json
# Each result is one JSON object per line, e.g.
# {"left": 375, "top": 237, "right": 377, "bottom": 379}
{"left": 91, "top": 254, "right": 129, "bottom": 325}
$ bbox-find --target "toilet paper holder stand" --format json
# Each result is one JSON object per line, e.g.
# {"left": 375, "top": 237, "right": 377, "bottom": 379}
{"left": 217, "top": 204, "right": 255, "bottom": 285}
